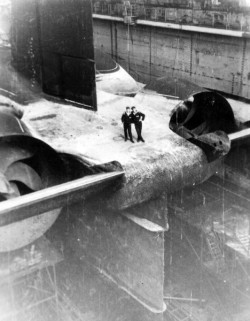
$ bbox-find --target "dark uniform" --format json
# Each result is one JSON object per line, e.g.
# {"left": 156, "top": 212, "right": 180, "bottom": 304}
{"left": 132, "top": 111, "right": 145, "bottom": 142}
{"left": 121, "top": 112, "right": 134, "bottom": 142}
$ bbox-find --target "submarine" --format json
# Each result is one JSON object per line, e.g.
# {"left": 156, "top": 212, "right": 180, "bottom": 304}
{"left": 0, "top": 80, "right": 249, "bottom": 252}
{"left": 1, "top": 0, "right": 250, "bottom": 317}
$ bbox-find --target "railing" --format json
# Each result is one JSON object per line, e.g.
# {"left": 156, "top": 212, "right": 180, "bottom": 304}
{"left": 93, "top": 2, "right": 250, "bottom": 32}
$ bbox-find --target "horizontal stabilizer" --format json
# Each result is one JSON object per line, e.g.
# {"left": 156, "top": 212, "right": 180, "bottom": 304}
{"left": 0, "top": 171, "right": 124, "bottom": 227}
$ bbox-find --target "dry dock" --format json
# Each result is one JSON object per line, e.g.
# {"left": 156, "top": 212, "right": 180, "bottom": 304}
{"left": 93, "top": 14, "right": 250, "bottom": 99}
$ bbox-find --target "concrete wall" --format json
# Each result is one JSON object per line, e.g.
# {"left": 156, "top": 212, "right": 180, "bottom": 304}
{"left": 93, "top": 18, "right": 250, "bottom": 99}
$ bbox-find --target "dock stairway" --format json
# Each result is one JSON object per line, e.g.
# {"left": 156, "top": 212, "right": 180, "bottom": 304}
{"left": 204, "top": 230, "right": 244, "bottom": 288}
{"left": 205, "top": 221, "right": 250, "bottom": 292}
{"left": 236, "top": 232, "right": 250, "bottom": 256}
{"left": 205, "top": 231, "right": 228, "bottom": 276}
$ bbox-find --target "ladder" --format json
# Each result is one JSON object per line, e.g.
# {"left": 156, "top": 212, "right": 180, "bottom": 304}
{"left": 236, "top": 232, "right": 250, "bottom": 256}
{"left": 205, "top": 231, "right": 226, "bottom": 275}
{"left": 206, "top": 232, "right": 223, "bottom": 260}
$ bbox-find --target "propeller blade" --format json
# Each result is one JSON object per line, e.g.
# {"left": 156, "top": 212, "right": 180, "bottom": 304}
{"left": 0, "top": 172, "right": 17, "bottom": 198}
{"left": 5, "top": 162, "right": 42, "bottom": 191}
{"left": 0, "top": 142, "right": 34, "bottom": 172}
{"left": 4, "top": 182, "right": 21, "bottom": 199}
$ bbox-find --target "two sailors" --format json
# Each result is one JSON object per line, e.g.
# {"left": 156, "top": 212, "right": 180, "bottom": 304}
{"left": 121, "top": 106, "right": 145, "bottom": 143}
{"left": 121, "top": 106, "right": 134, "bottom": 143}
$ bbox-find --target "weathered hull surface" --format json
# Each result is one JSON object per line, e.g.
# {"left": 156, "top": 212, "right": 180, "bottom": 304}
{"left": 22, "top": 89, "right": 225, "bottom": 211}
{"left": 1, "top": 89, "right": 250, "bottom": 315}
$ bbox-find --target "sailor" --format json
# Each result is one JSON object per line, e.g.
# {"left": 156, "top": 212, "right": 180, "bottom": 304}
{"left": 131, "top": 106, "right": 145, "bottom": 142}
{"left": 121, "top": 106, "right": 134, "bottom": 143}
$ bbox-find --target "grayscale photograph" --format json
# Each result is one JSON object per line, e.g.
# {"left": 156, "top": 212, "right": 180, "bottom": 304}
{"left": 0, "top": 0, "right": 250, "bottom": 320}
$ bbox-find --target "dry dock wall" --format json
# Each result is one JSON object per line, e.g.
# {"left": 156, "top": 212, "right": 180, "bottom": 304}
{"left": 93, "top": 17, "right": 250, "bottom": 99}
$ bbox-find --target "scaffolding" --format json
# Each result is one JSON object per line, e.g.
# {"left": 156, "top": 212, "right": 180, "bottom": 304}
{"left": 0, "top": 237, "right": 62, "bottom": 321}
